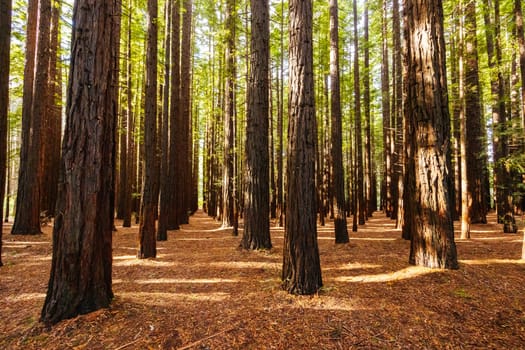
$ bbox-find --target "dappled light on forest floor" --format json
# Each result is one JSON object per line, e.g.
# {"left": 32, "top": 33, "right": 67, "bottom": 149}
{"left": 459, "top": 258, "right": 525, "bottom": 265}
{"left": 118, "top": 291, "right": 231, "bottom": 305}
{"left": 332, "top": 265, "right": 440, "bottom": 283}
{"left": 1, "top": 210, "right": 524, "bottom": 349}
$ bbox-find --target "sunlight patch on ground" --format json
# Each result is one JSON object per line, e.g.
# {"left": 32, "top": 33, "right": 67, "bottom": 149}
{"left": 350, "top": 237, "right": 397, "bottom": 241}
{"left": 209, "top": 261, "right": 280, "bottom": 270}
{"left": 180, "top": 227, "right": 232, "bottom": 233}
{"left": 118, "top": 291, "right": 230, "bottom": 305}
{"left": 459, "top": 258, "right": 525, "bottom": 265}
{"left": 5, "top": 293, "right": 46, "bottom": 302}
{"left": 2, "top": 241, "right": 49, "bottom": 247}
{"left": 469, "top": 230, "right": 502, "bottom": 234}
{"left": 134, "top": 278, "right": 238, "bottom": 284}
{"left": 325, "top": 262, "right": 382, "bottom": 271}
{"left": 175, "top": 236, "right": 235, "bottom": 241}
{"left": 332, "top": 266, "right": 438, "bottom": 283}
{"left": 113, "top": 257, "right": 176, "bottom": 267}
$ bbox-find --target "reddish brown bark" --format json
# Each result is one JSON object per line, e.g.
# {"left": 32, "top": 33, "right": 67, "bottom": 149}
{"left": 41, "top": 0, "right": 121, "bottom": 324}
{"left": 282, "top": 0, "right": 322, "bottom": 295}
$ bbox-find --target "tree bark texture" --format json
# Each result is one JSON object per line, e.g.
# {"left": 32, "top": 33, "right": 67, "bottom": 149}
{"left": 138, "top": 0, "right": 159, "bottom": 259}
{"left": 242, "top": 0, "right": 271, "bottom": 250}
{"left": 464, "top": 0, "right": 487, "bottom": 225}
{"left": 181, "top": 0, "right": 193, "bottom": 221}
{"left": 222, "top": 0, "right": 235, "bottom": 228}
{"left": 282, "top": 0, "right": 322, "bottom": 295}
{"left": 0, "top": 0, "right": 12, "bottom": 265}
{"left": 352, "top": 0, "right": 365, "bottom": 226}
{"left": 41, "top": 0, "right": 121, "bottom": 324}
{"left": 381, "top": 0, "right": 392, "bottom": 217}
{"left": 329, "top": 0, "right": 349, "bottom": 243}
{"left": 404, "top": 0, "right": 459, "bottom": 269}
{"left": 12, "top": 0, "right": 50, "bottom": 235}
{"left": 40, "top": 0, "right": 61, "bottom": 217}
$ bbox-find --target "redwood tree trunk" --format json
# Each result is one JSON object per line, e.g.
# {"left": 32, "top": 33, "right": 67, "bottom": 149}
{"left": 241, "top": 0, "right": 271, "bottom": 250}
{"left": 404, "top": 0, "right": 459, "bottom": 269}
{"left": 464, "top": 0, "right": 487, "bottom": 225}
{"left": 12, "top": 0, "right": 49, "bottom": 235}
{"left": 222, "top": 0, "right": 235, "bottom": 228}
{"left": 381, "top": 0, "right": 392, "bottom": 217}
{"left": 0, "top": 0, "right": 12, "bottom": 265}
{"left": 138, "top": 0, "right": 159, "bottom": 259}
{"left": 282, "top": 0, "right": 322, "bottom": 295}
{"left": 353, "top": 0, "right": 365, "bottom": 226}
{"left": 40, "top": 0, "right": 61, "bottom": 217}
{"left": 329, "top": 0, "right": 349, "bottom": 243}
{"left": 41, "top": 0, "right": 121, "bottom": 324}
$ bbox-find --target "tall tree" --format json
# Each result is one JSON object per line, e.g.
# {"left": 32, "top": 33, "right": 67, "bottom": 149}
{"left": 391, "top": 0, "right": 403, "bottom": 223}
{"left": 276, "top": 0, "right": 285, "bottom": 227}
{"left": 40, "top": 0, "right": 62, "bottom": 217}
{"left": 241, "top": 0, "right": 271, "bottom": 250}
{"left": 353, "top": 0, "right": 365, "bottom": 225}
{"left": 329, "top": 0, "right": 349, "bottom": 243}
{"left": 158, "top": 0, "right": 172, "bottom": 240}
{"left": 404, "top": 0, "right": 459, "bottom": 269}
{"left": 0, "top": 0, "right": 12, "bottom": 265}
{"left": 381, "top": 0, "right": 392, "bottom": 217}
{"left": 483, "top": 0, "right": 514, "bottom": 231}
{"left": 41, "top": 0, "right": 121, "bottom": 324}
{"left": 363, "top": 1, "right": 375, "bottom": 216}
{"left": 160, "top": 0, "right": 181, "bottom": 235}
{"left": 222, "top": 0, "right": 236, "bottom": 228}
{"left": 12, "top": 0, "right": 51, "bottom": 235}
{"left": 138, "top": 0, "right": 159, "bottom": 258}
{"left": 464, "top": 0, "right": 487, "bottom": 225}
{"left": 181, "top": 0, "right": 193, "bottom": 220}
{"left": 282, "top": 0, "right": 322, "bottom": 295}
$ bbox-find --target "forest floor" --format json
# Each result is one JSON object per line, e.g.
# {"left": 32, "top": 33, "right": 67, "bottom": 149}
{"left": 1, "top": 210, "right": 525, "bottom": 350}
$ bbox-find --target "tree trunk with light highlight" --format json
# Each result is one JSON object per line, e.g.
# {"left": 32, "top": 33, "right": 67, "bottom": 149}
{"left": 41, "top": 0, "right": 121, "bottom": 324}
{"left": 138, "top": 0, "right": 159, "bottom": 259}
{"left": 242, "top": 0, "right": 271, "bottom": 250}
{"left": 404, "top": 0, "right": 459, "bottom": 269}
{"left": 282, "top": 0, "right": 322, "bottom": 295}
{"left": 329, "top": 0, "right": 349, "bottom": 243}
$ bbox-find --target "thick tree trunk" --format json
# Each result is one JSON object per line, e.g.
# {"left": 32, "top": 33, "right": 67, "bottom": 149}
{"left": 138, "top": 0, "right": 159, "bottom": 259}
{"left": 12, "top": 0, "right": 48, "bottom": 235}
{"left": 0, "top": 0, "right": 11, "bottom": 265}
{"left": 40, "top": 0, "right": 61, "bottom": 217}
{"left": 41, "top": 0, "right": 121, "bottom": 324}
{"left": 464, "top": 0, "right": 487, "bottom": 225}
{"left": 282, "top": 0, "right": 322, "bottom": 295}
{"left": 404, "top": 0, "right": 459, "bottom": 269}
{"left": 242, "top": 0, "right": 271, "bottom": 250}
{"left": 329, "top": 0, "right": 349, "bottom": 243}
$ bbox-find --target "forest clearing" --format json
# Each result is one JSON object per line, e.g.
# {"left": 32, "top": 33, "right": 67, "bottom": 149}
{"left": 1, "top": 210, "right": 524, "bottom": 349}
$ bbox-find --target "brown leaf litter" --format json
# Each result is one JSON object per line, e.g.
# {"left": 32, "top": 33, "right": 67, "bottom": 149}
{"left": 1, "top": 210, "right": 524, "bottom": 349}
